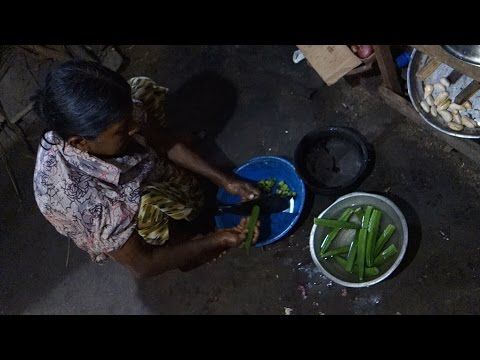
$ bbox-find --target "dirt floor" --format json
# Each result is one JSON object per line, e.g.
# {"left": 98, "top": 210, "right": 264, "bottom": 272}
{"left": 1, "top": 45, "right": 480, "bottom": 314}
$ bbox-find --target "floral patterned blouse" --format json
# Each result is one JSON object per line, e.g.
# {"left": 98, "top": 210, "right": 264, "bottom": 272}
{"left": 33, "top": 131, "right": 159, "bottom": 263}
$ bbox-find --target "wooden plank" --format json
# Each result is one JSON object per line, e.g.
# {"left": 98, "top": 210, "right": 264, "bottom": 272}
{"left": 413, "top": 45, "right": 480, "bottom": 83}
{"left": 372, "top": 45, "right": 402, "bottom": 94}
{"left": 379, "top": 86, "right": 480, "bottom": 165}
{"left": 447, "top": 69, "right": 464, "bottom": 85}
{"left": 415, "top": 58, "right": 441, "bottom": 81}
{"left": 454, "top": 80, "right": 480, "bottom": 104}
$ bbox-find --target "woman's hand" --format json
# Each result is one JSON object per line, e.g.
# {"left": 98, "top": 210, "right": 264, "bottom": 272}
{"left": 215, "top": 217, "right": 260, "bottom": 248}
{"left": 224, "top": 178, "right": 261, "bottom": 202}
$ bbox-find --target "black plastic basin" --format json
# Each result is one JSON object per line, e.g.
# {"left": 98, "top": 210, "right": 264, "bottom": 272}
{"left": 294, "top": 126, "right": 375, "bottom": 196}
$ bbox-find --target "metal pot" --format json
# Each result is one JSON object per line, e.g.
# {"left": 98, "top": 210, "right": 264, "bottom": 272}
{"left": 442, "top": 45, "right": 480, "bottom": 67}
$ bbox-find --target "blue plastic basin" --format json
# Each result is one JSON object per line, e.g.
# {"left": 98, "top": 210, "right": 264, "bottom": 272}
{"left": 215, "top": 156, "right": 306, "bottom": 247}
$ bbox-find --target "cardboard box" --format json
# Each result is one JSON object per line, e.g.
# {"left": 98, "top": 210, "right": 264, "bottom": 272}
{"left": 297, "top": 45, "right": 375, "bottom": 86}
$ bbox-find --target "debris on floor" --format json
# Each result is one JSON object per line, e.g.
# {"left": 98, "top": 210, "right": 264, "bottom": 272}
{"left": 297, "top": 285, "right": 308, "bottom": 300}
{"left": 284, "top": 307, "right": 293, "bottom": 315}
{"left": 439, "top": 230, "right": 450, "bottom": 241}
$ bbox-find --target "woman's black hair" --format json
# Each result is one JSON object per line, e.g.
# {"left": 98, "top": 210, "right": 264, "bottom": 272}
{"left": 32, "top": 60, "right": 132, "bottom": 148}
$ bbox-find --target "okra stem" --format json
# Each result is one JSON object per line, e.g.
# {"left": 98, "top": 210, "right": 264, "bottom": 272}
{"left": 366, "top": 209, "right": 382, "bottom": 267}
{"left": 374, "top": 224, "right": 396, "bottom": 257}
{"left": 321, "top": 245, "right": 350, "bottom": 258}
{"left": 345, "top": 232, "right": 359, "bottom": 272}
{"left": 319, "top": 208, "right": 354, "bottom": 254}
{"left": 314, "top": 218, "right": 360, "bottom": 229}
{"left": 373, "top": 244, "right": 398, "bottom": 267}
{"left": 357, "top": 228, "right": 367, "bottom": 281}
{"left": 362, "top": 206, "right": 373, "bottom": 229}
{"left": 354, "top": 207, "right": 364, "bottom": 220}
{"left": 334, "top": 256, "right": 379, "bottom": 277}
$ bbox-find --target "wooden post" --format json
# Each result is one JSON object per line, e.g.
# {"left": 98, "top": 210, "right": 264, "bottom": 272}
{"left": 373, "top": 45, "right": 402, "bottom": 95}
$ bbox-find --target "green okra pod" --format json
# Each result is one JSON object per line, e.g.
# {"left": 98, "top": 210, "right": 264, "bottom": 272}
{"left": 362, "top": 206, "right": 374, "bottom": 229}
{"left": 357, "top": 228, "right": 368, "bottom": 281}
{"left": 345, "top": 232, "right": 359, "bottom": 273}
{"left": 314, "top": 218, "right": 361, "bottom": 229}
{"left": 373, "top": 244, "right": 398, "bottom": 267}
{"left": 366, "top": 209, "right": 382, "bottom": 267}
{"left": 319, "top": 208, "right": 354, "bottom": 255}
{"left": 374, "top": 224, "right": 396, "bottom": 257}
{"left": 321, "top": 245, "right": 350, "bottom": 258}
{"left": 334, "top": 256, "right": 379, "bottom": 277}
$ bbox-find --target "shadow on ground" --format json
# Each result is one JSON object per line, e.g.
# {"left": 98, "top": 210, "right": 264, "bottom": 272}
{"left": 0, "top": 130, "right": 91, "bottom": 314}
{"left": 167, "top": 71, "right": 238, "bottom": 171}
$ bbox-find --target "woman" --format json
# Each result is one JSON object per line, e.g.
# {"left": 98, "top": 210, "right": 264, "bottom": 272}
{"left": 33, "top": 60, "right": 260, "bottom": 278}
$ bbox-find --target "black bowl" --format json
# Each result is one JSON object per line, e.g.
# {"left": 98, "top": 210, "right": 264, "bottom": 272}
{"left": 294, "top": 126, "right": 375, "bottom": 196}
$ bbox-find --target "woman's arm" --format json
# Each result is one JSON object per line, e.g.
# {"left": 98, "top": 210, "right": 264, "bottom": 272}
{"left": 167, "top": 142, "right": 230, "bottom": 187}
{"left": 167, "top": 142, "right": 260, "bottom": 201}
{"left": 109, "top": 218, "right": 259, "bottom": 279}
{"left": 141, "top": 124, "right": 229, "bottom": 186}
{"left": 143, "top": 125, "right": 260, "bottom": 201}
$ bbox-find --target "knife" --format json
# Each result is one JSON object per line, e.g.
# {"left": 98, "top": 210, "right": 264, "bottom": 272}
{"left": 216, "top": 194, "right": 292, "bottom": 215}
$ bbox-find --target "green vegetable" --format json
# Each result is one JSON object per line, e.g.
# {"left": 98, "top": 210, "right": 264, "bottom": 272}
{"left": 258, "top": 178, "right": 276, "bottom": 193}
{"left": 258, "top": 178, "right": 296, "bottom": 198}
{"left": 345, "top": 232, "right": 359, "bottom": 273}
{"left": 373, "top": 244, "right": 398, "bottom": 267}
{"left": 319, "top": 208, "right": 354, "bottom": 255}
{"left": 334, "top": 256, "right": 379, "bottom": 277}
{"left": 362, "top": 206, "right": 373, "bottom": 229}
{"left": 319, "top": 206, "right": 399, "bottom": 282}
{"left": 275, "top": 180, "right": 296, "bottom": 197}
{"left": 366, "top": 209, "right": 382, "bottom": 267}
{"left": 314, "top": 218, "right": 361, "bottom": 229}
{"left": 321, "top": 245, "right": 350, "bottom": 258}
{"left": 374, "top": 224, "right": 396, "bottom": 257}
{"left": 354, "top": 207, "right": 364, "bottom": 220}
{"left": 356, "top": 228, "right": 367, "bottom": 281}
{"left": 245, "top": 205, "right": 260, "bottom": 255}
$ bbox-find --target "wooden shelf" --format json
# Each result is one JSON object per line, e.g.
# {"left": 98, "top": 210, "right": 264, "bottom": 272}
{"left": 412, "top": 45, "right": 480, "bottom": 83}
{"left": 374, "top": 45, "right": 480, "bottom": 166}
{"left": 379, "top": 86, "right": 480, "bottom": 166}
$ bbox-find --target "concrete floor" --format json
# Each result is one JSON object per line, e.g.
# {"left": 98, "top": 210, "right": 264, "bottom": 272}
{"left": 1, "top": 45, "right": 480, "bottom": 314}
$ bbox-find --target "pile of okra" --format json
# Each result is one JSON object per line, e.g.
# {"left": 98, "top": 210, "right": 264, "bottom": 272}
{"left": 314, "top": 206, "right": 399, "bottom": 281}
